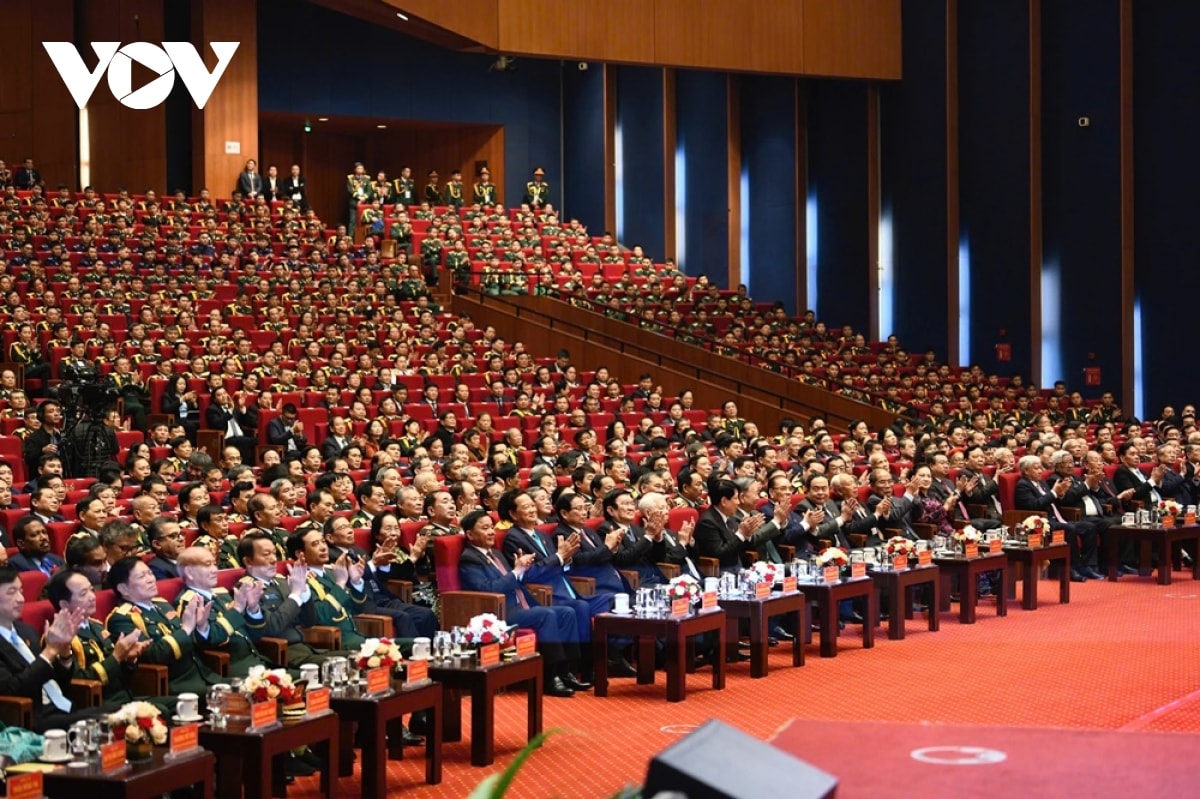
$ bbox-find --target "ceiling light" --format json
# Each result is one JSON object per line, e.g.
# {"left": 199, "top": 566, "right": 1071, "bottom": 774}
{"left": 377, "top": 124, "right": 387, "bottom": 129}
{"left": 396, "top": 11, "right": 409, "bottom": 20}
{"left": 317, "top": 117, "right": 329, "bottom": 122}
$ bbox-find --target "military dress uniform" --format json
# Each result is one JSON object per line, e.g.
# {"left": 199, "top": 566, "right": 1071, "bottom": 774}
{"left": 392, "top": 177, "right": 415, "bottom": 206}
{"left": 473, "top": 181, "right": 497, "bottom": 206}
{"left": 346, "top": 173, "right": 371, "bottom": 232}
{"left": 175, "top": 586, "right": 275, "bottom": 678}
{"left": 442, "top": 180, "right": 465, "bottom": 209}
{"left": 296, "top": 569, "right": 369, "bottom": 651}
{"left": 523, "top": 178, "right": 549, "bottom": 209}
{"left": 105, "top": 598, "right": 220, "bottom": 696}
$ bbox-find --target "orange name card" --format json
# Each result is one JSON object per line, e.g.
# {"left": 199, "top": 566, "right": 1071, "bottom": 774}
{"left": 670, "top": 597, "right": 690, "bottom": 618}
{"left": 366, "top": 666, "right": 391, "bottom": 693}
{"left": 822, "top": 566, "right": 839, "bottom": 583}
{"left": 850, "top": 562, "right": 866, "bottom": 579}
{"left": 988, "top": 538, "right": 1002, "bottom": 554}
{"left": 918, "top": 550, "right": 932, "bottom": 566}
{"left": 404, "top": 659, "right": 428, "bottom": 686}
{"left": 1187, "top": 513, "right": 1196, "bottom": 525}
{"left": 515, "top": 633, "right": 536, "bottom": 658}
{"left": 701, "top": 591, "right": 717, "bottom": 610}
{"left": 478, "top": 643, "right": 501, "bottom": 667}
{"left": 782, "top": 576, "right": 798, "bottom": 593}
{"left": 893, "top": 556, "right": 908, "bottom": 570}
{"left": 306, "top": 686, "right": 330, "bottom": 715}
{"left": 964, "top": 543, "right": 979, "bottom": 559}
{"left": 170, "top": 722, "right": 199, "bottom": 756}
{"left": 251, "top": 699, "right": 277, "bottom": 729}
{"left": 1051, "top": 530, "right": 1065, "bottom": 545}
{"left": 100, "top": 739, "right": 127, "bottom": 772}
{"left": 6, "top": 772, "right": 42, "bottom": 799}
{"left": 754, "top": 581, "right": 770, "bottom": 599}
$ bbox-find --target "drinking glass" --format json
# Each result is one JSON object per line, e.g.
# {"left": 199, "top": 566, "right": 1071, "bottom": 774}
{"left": 433, "top": 631, "right": 451, "bottom": 661}
{"left": 207, "top": 684, "right": 230, "bottom": 730}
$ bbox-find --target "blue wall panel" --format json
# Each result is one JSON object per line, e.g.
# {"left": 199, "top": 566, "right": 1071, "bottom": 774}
{"left": 958, "top": 0, "right": 1032, "bottom": 376}
{"left": 741, "top": 75, "right": 798, "bottom": 312}
{"left": 562, "top": 66, "right": 606, "bottom": 235}
{"left": 880, "top": 0, "right": 948, "bottom": 355}
{"left": 807, "top": 80, "right": 869, "bottom": 333}
{"left": 256, "top": 0, "right": 561, "bottom": 208}
{"left": 1133, "top": 0, "right": 1200, "bottom": 416}
{"left": 676, "top": 70, "right": 728, "bottom": 282}
{"left": 616, "top": 66, "right": 666, "bottom": 260}
{"left": 1042, "top": 0, "right": 1122, "bottom": 398}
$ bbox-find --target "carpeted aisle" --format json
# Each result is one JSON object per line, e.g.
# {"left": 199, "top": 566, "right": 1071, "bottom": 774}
{"left": 287, "top": 571, "right": 1200, "bottom": 797}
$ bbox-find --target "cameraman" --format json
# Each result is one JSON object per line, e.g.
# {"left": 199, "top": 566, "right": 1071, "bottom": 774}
{"left": 69, "top": 406, "right": 121, "bottom": 478}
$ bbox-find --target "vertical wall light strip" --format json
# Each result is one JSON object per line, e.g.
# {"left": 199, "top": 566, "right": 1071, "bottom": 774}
{"left": 739, "top": 167, "right": 750, "bottom": 289}
{"left": 878, "top": 202, "right": 894, "bottom": 339}
{"left": 78, "top": 106, "right": 90, "bottom": 189}
{"left": 958, "top": 233, "right": 971, "bottom": 366}
{"left": 614, "top": 120, "right": 625, "bottom": 242}
{"left": 674, "top": 143, "right": 686, "bottom": 272}
{"left": 806, "top": 190, "right": 819, "bottom": 314}
{"left": 1132, "top": 296, "right": 1144, "bottom": 419}
{"left": 1040, "top": 256, "right": 1062, "bottom": 386}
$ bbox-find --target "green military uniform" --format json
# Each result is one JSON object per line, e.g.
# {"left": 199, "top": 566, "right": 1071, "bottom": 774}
{"left": 240, "top": 575, "right": 352, "bottom": 669}
{"left": 423, "top": 182, "right": 441, "bottom": 205}
{"left": 442, "top": 180, "right": 465, "bottom": 209}
{"left": 298, "top": 569, "right": 369, "bottom": 651}
{"left": 105, "top": 598, "right": 220, "bottom": 696}
{"left": 523, "top": 179, "right": 549, "bottom": 208}
{"left": 71, "top": 619, "right": 175, "bottom": 714}
{"left": 175, "top": 587, "right": 273, "bottom": 678}
{"left": 392, "top": 177, "right": 415, "bottom": 206}
{"left": 473, "top": 181, "right": 497, "bottom": 206}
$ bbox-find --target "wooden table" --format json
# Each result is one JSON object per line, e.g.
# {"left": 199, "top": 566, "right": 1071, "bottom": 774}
{"left": 40, "top": 748, "right": 215, "bottom": 799}
{"left": 593, "top": 608, "right": 727, "bottom": 701}
{"left": 198, "top": 709, "right": 339, "bottom": 799}
{"left": 718, "top": 591, "right": 806, "bottom": 677}
{"left": 932, "top": 551, "right": 1008, "bottom": 624}
{"left": 868, "top": 563, "right": 940, "bottom": 640}
{"left": 1004, "top": 541, "right": 1070, "bottom": 610}
{"left": 796, "top": 576, "right": 876, "bottom": 657}
{"left": 331, "top": 678, "right": 442, "bottom": 794}
{"left": 1106, "top": 524, "right": 1200, "bottom": 585}
{"left": 427, "top": 653, "right": 542, "bottom": 766}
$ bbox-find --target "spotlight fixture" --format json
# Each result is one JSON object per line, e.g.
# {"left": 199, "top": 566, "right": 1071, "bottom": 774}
{"left": 489, "top": 55, "right": 518, "bottom": 73}
{"left": 396, "top": 11, "right": 408, "bottom": 20}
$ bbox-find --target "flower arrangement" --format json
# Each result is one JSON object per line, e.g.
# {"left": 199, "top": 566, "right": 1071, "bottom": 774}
{"left": 815, "top": 547, "right": 849, "bottom": 567}
{"left": 1018, "top": 516, "right": 1047, "bottom": 536}
{"left": 243, "top": 666, "right": 304, "bottom": 705}
{"left": 885, "top": 536, "right": 916, "bottom": 558}
{"left": 356, "top": 637, "right": 403, "bottom": 672}
{"left": 669, "top": 574, "right": 702, "bottom": 603}
{"left": 750, "top": 561, "right": 779, "bottom": 585}
{"left": 463, "top": 613, "right": 514, "bottom": 647}
{"left": 952, "top": 526, "right": 981, "bottom": 544}
{"left": 108, "top": 701, "right": 168, "bottom": 746}
{"left": 1158, "top": 499, "right": 1182, "bottom": 518}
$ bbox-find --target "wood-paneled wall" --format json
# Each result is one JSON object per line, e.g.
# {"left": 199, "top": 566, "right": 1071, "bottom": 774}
{"left": 191, "top": 0, "right": 258, "bottom": 196}
{"left": 258, "top": 119, "right": 504, "bottom": 228}
{"left": 0, "top": 0, "right": 77, "bottom": 188}
{"left": 386, "top": 0, "right": 901, "bottom": 79}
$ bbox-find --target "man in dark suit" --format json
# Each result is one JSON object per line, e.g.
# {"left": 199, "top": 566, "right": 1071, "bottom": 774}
{"left": 267, "top": 403, "right": 307, "bottom": 454}
{"left": 789, "top": 472, "right": 851, "bottom": 551}
{"left": 236, "top": 159, "right": 263, "bottom": 199}
{"left": 596, "top": 489, "right": 670, "bottom": 587}
{"left": 9, "top": 516, "right": 66, "bottom": 576}
{"left": 282, "top": 164, "right": 307, "bottom": 210}
{"left": 864, "top": 469, "right": 921, "bottom": 542}
{"left": 320, "top": 417, "right": 353, "bottom": 462}
{"left": 927, "top": 453, "right": 1001, "bottom": 530}
{"left": 263, "top": 164, "right": 283, "bottom": 202}
{"left": 458, "top": 510, "right": 584, "bottom": 698}
{"left": 501, "top": 491, "right": 609, "bottom": 662}
{"left": 22, "top": 400, "right": 63, "bottom": 477}
{"left": 960, "top": 445, "right": 1003, "bottom": 521}
{"left": 205, "top": 387, "right": 256, "bottom": 465}
{"left": 1062, "top": 450, "right": 1140, "bottom": 575}
{"left": 0, "top": 566, "right": 92, "bottom": 731}
{"left": 146, "top": 517, "right": 183, "bottom": 580}
{"left": 1013, "top": 454, "right": 1101, "bottom": 582}
{"left": 694, "top": 479, "right": 767, "bottom": 573}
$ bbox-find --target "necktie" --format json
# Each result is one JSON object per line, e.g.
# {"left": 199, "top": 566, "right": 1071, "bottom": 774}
{"left": 38, "top": 558, "right": 54, "bottom": 577}
{"left": 624, "top": 526, "right": 636, "bottom": 544}
{"left": 488, "top": 550, "right": 530, "bottom": 609}
{"left": 8, "top": 629, "right": 71, "bottom": 712}
{"left": 1035, "top": 483, "right": 1067, "bottom": 524}
{"left": 527, "top": 530, "right": 577, "bottom": 599}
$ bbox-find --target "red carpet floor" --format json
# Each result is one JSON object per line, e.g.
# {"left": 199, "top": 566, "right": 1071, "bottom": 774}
{"left": 286, "top": 570, "right": 1200, "bottom": 797}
